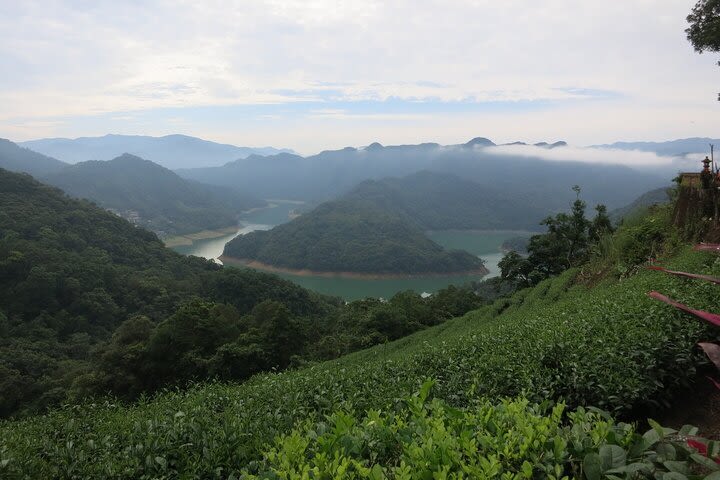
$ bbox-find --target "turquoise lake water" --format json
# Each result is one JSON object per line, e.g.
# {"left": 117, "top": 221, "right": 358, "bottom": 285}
{"left": 171, "top": 201, "right": 533, "bottom": 300}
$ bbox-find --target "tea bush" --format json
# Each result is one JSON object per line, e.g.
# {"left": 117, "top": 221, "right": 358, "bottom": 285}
{"left": 1, "top": 247, "right": 719, "bottom": 477}
{"left": 246, "top": 383, "right": 718, "bottom": 480}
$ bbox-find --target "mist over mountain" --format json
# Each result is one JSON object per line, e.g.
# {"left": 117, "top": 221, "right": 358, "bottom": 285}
{"left": 20, "top": 134, "right": 295, "bottom": 169}
{"left": 41, "top": 154, "right": 264, "bottom": 236}
{"left": 593, "top": 137, "right": 720, "bottom": 157}
{"left": 178, "top": 137, "right": 668, "bottom": 211}
{"left": 0, "top": 138, "right": 68, "bottom": 177}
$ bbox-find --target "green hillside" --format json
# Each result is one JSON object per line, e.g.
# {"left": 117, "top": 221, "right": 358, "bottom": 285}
{"left": 609, "top": 186, "right": 673, "bottom": 224}
{"left": 3, "top": 203, "right": 719, "bottom": 476}
{"left": 0, "top": 168, "right": 339, "bottom": 417}
{"left": 346, "top": 171, "right": 549, "bottom": 230}
{"left": 41, "top": 154, "right": 264, "bottom": 236}
{"left": 223, "top": 198, "right": 486, "bottom": 274}
{"left": 0, "top": 168, "right": 488, "bottom": 420}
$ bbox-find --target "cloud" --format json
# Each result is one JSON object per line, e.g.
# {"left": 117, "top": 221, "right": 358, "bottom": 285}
{"left": 0, "top": 0, "right": 717, "bottom": 152}
{"left": 487, "top": 144, "right": 676, "bottom": 167}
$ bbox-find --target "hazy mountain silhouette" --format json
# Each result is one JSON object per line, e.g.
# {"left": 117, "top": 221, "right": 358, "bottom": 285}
{"left": 0, "top": 138, "right": 68, "bottom": 177}
{"left": 42, "top": 153, "right": 263, "bottom": 236}
{"left": 20, "top": 134, "right": 295, "bottom": 169}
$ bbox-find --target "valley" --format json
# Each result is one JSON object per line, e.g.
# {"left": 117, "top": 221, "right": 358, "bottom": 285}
{"left": 173, "top": 200, "right": 534, "bottom": 299}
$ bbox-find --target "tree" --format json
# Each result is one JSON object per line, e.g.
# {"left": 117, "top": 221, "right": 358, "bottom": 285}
{"left": 498, "top": 187, "right": 613, "bottom": 287}
{"left": 498, "top": 251, "right": 532, "bottom": 287}
{"left": 589, "top": 205, "right": 614, "bottom": 242}
{"left": 686, "top": 0, "right": 720, "bottom": 99}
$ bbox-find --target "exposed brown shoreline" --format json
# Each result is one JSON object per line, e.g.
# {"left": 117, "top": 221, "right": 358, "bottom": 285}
{"left": 163, "top": 226, "right": 239, "bottom": 247}
{"left": 219, "top": 256, "right": 490, "bottom": 280}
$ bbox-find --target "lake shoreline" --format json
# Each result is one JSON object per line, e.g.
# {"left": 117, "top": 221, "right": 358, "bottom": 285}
{"left": 219, "top": 256, "right": 490, "bottom": 280}
{"left": 164, "top": 226, "right": 239, "bottom": 247}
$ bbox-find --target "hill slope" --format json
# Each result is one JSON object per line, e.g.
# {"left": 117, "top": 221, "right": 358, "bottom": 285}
{"left": 609, "top": 186, "right": 673, "bottom": 223}
{"left": 345, "top": 171, "right": 549, "bottom": 230}
{"left": 0, "top": 167, "right": 336, "bottom": 417}
{"left": 21, "top": 134, "right": 294, "bottom": 169}
{"left": 223, "top": 198, "right": 487, "bottom": 275}
{"left": 41, "top": 154, "right": 264, "bottom": 236}
{"left": 0, "top": 138, "right": 68, "bottom": 177}
{"left": 3, "top": 209, "right": 718, "bottom": 476}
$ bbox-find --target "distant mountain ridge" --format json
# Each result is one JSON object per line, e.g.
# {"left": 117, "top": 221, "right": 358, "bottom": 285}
{"left": 593, "top": 138, "right": 720, "bottom": 156}
{"left": 0, "top": 138, "right": 68, "bottom": 177}
{"left": 20, "top": 134, "right": 295, "bottom": 169}
{"left": 179, "top": 136, "right": 667, "bottom": 210}
{"left": 41, "top": 153, "right": 264, "bottom": 236}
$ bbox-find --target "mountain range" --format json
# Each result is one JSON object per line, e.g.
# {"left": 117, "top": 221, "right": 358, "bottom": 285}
{"left": 20, "top": 134, "right": 295, "bottom": 169}
{"left": 40, "top": 154, "right": 264, "bottom": 236}
{"left": 594, "top": 137, "right": 720, "bottom": 157}
{"left": 178, "top": 137, "right": 669, "bottom": 211}
{"left": 0, "top": 138, "right": 263, "bottom": 236}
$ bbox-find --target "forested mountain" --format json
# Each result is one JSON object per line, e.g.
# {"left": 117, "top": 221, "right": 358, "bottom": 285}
{"left": 0, "top": 138, "right": 68, "bottom": 177}
{"left": 345, "top": 171, "right": 549, "bottom": 230}
{"left": 223, "top": 198, "right": 486, "bottom": 274}
{"left": 0, "top": 168, "right": 485, "bottom": 418}
{"left": 21, "top": 134, "right": 294, "bottom": 169}
{"left": 177, "top": 137, "right": 667, "bottom": 209}
{"left": 41, "top": 154, "right": 264, "bottom": 236}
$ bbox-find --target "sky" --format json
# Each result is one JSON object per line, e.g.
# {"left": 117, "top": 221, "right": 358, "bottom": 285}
{"left": 0, "top": 0, "right": 718, "bottom": 155}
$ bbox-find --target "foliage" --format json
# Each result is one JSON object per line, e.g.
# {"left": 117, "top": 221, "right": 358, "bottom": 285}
{"left": 247, "top": 385, "right": 718, "bottom": 480}
{"left": 585, "top": 204, "right": 680, "bottom": 279}
{"left": 609, "top": 187, "right": 673, "bottom": 225}
{"left": 0, "top": 167, "right": 489, "bottom": 417}
{"left": 1, "top": 242, "right": 718, "bottom": 475}
{"left": 687, "top": 0, "right": 720, "bottom": 53}
{"left": 345, "top": 171, "right": 549, "bottom": 230}
{"left": 686, "top": 0, "right": 720, "bottom": 100}
{"left": 224, "top": 199, "right": 485, "bottom": 274}
{"left": 500, "top": 188, "right": 615, "bottom": 287}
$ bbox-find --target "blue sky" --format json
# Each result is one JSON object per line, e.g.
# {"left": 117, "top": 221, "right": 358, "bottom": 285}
{"left": 0, "top": 0, "right": 718, "bottom": 154}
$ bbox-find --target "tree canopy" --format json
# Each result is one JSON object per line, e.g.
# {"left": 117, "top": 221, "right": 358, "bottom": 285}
{"left": 686, "top": 0, "right": 720, "bottom": 100}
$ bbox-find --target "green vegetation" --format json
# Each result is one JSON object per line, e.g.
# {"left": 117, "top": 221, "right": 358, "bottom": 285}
{"left": 41, "top": 153, "right": 264, "bottom": 236}
{"left": 247, "top": 385, "right": 713, "bottom": 480}
{"left": 499, "top": 188, "right": 615, "bottom": 287}
{"left": 0, "top": 167, "right": 486, "bottom": 418}
{"left": 609, "top": 187, "right": 672, "bottom": 225}
{"left": 3, "top": 201, "right": 718, "bottom": 475}
{"left": 345, "top": 171, "right": 549, "bottom": 230}
{"left": 224, "top": 199, "right": 485, "bottom": 274}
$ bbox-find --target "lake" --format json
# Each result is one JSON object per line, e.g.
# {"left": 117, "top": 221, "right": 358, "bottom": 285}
{"left": 171, "top": 201, "right": 533, "bottom": 300}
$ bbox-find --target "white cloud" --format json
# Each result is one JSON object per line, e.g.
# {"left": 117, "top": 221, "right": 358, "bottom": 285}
{"left": 487, "top": 144, "right": 675, "bottom": 167}
{"left": 0, "top": 0, "right": 717, "bottom": 151}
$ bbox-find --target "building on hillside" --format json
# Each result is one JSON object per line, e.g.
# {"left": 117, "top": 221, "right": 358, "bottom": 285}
{"left": 675, "top": 156, "right": 719, "bottom": 228}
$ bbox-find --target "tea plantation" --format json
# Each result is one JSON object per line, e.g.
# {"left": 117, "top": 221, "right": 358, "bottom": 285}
{"left": 1, "top": 243, "right": 719, "bottom": 477}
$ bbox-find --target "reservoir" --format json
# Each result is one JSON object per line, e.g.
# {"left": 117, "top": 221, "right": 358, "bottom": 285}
{"left": 171, "top": 201, "right": 533, "bottom": 300}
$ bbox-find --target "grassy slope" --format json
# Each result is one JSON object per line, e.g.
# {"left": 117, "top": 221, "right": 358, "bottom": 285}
{"left": 2, "top": 247, "right": 720, "bottom": 476}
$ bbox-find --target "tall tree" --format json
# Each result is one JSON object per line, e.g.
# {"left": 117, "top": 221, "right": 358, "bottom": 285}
{"left": 686, "top": 0, "right": 720, "bottom": 100}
